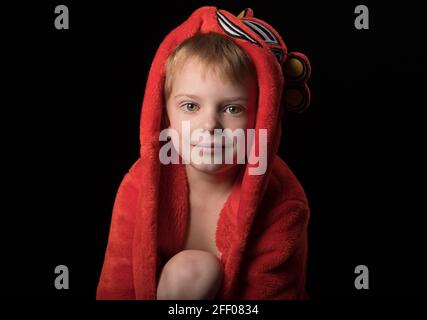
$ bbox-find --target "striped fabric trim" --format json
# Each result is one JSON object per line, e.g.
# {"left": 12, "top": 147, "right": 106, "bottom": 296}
{"left": 242, "top": 20, "right": 279, "bottom": 45}
{"left": 271, "top": 47, "right": 284, "bottom": 63}
{"left": 216, "top": 11, "right": 260, "bottom": 46}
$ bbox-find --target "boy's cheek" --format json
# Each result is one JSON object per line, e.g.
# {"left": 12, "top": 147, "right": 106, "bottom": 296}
{"left": 161, "top": 112, "right": 171, "bottom": 129}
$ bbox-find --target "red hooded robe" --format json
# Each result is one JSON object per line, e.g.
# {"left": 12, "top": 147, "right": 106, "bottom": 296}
{"left": 97, "top": 6, "right": 312, "bottom": 300}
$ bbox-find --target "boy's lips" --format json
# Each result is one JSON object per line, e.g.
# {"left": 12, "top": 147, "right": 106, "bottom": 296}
{"left": 191, "top": 143, "right": 225, "bottom": 149}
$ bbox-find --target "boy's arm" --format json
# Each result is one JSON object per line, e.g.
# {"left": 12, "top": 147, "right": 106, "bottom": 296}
{"left": 96, "top": 161, "right": 141, "bottom": 300}
{"left": 239, "top": 199, "right": 309, "bottom": 300}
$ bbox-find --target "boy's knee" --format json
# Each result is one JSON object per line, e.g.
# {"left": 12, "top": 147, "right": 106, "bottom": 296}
{"left": 174, "top": 250, "right": 222, "bottom": 280}
{"left": 157, "top": 250, "right": 223, "bottom": 300}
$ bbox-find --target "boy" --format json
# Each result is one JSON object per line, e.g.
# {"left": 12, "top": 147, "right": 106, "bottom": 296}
{"left": 97, "top": 6, "right": 311, "bottom": 300}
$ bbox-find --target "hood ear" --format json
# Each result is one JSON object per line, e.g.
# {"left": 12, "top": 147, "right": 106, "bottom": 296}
{"left": 283, "top": 52, "right": 312, "bottom": 113}
{"left": 237, "top": 8, "right": 254, "bottom": 19}
{"left": 235, "top": 9, "right": 312, "bottom": 113}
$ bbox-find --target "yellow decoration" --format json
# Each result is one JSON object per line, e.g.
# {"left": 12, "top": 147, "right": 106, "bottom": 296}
{"left": 285, "top": 58, "right": 305, "bottom": 79}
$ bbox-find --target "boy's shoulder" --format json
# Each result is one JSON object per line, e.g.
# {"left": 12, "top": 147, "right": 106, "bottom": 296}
{"left": 117, "top": 158, "right": 144, "bottom": 191}
{"left": 250, "top": 155, "right": 309, "bottom": 241}
{"left": 261, "top": 155, "right": 308, "bottom": 209}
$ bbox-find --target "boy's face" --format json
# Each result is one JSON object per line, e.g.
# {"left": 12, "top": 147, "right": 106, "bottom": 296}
{"left": 166, "top": 58, "right": 257, "bottom": 174}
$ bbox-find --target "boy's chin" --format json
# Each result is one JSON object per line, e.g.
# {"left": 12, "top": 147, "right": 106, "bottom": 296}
{"left": 188, "top": 162, "right": 239, "bottom": 175}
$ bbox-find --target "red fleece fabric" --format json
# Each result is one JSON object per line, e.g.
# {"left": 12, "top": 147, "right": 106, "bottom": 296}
{"left": 97, "top": 6, "right": 311, "bottom": 300}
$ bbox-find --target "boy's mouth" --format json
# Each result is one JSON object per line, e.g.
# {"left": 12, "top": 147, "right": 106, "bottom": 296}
{"left": 191, "top": 143, "right": 225, "bottom": 149}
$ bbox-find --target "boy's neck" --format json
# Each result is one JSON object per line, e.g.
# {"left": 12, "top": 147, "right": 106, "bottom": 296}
{"left": 185, "top": 165, "right": 242, "bottom": 198}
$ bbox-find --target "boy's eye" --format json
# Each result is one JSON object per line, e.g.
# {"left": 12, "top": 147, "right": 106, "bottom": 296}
{"left": 181, "top": 102, "right": 199, "bottom": 112}
{"left": 224, "top": 105, "right": 244, "bottom": 115}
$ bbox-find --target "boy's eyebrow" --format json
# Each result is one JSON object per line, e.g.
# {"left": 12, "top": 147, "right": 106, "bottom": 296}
{"left": 174, "top": 94, "right": 248, "bottom": 102}
{"left": 223, "top": 96, "right": 248, "bottom": 102}
{"left": 174, "top": 94, "right": 200, "bottom": 100}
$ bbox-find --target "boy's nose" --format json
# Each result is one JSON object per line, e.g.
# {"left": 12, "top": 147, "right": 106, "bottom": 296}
{"left": 200, "top": 113, "right": 222, "bottom": 133}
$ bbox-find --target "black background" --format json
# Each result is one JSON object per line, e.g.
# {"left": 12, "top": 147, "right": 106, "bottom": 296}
{"left": 2, "top": 0, "right": 426, "bottom": 299}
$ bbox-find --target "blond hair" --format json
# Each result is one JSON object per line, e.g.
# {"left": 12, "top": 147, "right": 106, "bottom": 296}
{"left": 164, "top": 32, "right": 255, "bottom": 100}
